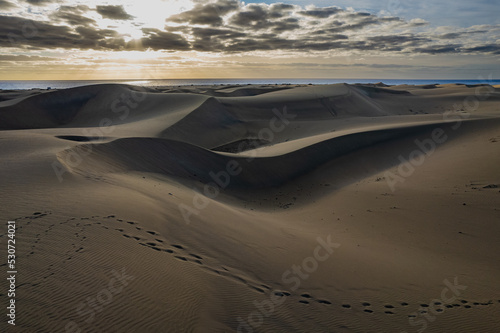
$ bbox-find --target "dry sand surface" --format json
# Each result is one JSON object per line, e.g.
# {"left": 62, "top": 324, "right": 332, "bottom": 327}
{"left": 1, "top": 83, "right": 500, "bottom": 332}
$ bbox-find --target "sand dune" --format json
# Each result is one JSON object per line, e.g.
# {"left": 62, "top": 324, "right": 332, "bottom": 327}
{"left": 1, "top": 83, "right": 499, "bottom": 332}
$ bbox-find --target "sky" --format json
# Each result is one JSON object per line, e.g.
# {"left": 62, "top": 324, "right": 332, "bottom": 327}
{"left": 0, "top": 0, "right": 499, "bottom": 80}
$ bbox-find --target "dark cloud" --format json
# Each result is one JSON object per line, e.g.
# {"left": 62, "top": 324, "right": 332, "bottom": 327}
{"left": 437, "top": 32, "right": 461, "bottom": 39}
{"left": 414, "top": 44, "right": 462, "bottom": 54}
{"left": 24, "top": 0, "right": 58, "bottom": 5}
{"left": 325, "top": 16, "right": 402, "bottom": 34}
{"left": 0, "top": 15, "right": 128, "bottom": 51}
{"left": 367, "top": 35, "right": 430, "bottom": 48}
{"left": 167, "top": 0, "right": 239, "bottom": 26}
{"left": 269, "top": 3, "right": 295, "bottom": 18}
{"left": 436, "top": 30, "right": 488, "bottom": 39}
{"left": 462, "top": 44, "right": 500, "bottom": 54}
{"left": 96, "top": 5, "right": 134, "bottom": 20}
{"left": 298, "top": 7, "right": 341, "bottom": 18}
{"left": 50, "top": 5, "right": 95, "bottom": 26}
{"left": 76, "top": 26, "right": 118, "bottom": 39}
{"left": 409, "top": 19, "right": 427, "bottom": 27}
{"left": 191, "top": 27, "right": 246, "bottom": 39}
{"left": 0, "top": 0, "right": 15, "bottom": 10}
{"left": 228, "top": 4, "right": 302, "bottom": 32}
{"left": 229, "top": 4, "right": 273, "bottom": 29}
{"left": 272, "top": 18, "right": 300, "bottom": 33}
{"left": 135, "top": 28, "right": 190, "bottom": 51}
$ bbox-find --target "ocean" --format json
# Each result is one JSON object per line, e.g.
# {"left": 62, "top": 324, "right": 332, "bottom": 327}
{"left": 1, "top": 79, "right": 499, "bottom": 90}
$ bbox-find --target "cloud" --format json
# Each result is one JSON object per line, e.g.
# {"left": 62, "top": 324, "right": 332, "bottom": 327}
{"left": 133, "top": 28, "right": 191, "bottom": 51}
{"left": 228, "top": 4, "right": 302, "bottom": 32}
{"left": 0, "top": 1, "right": 498, "bottom": 57}
{"left": 0, "top": 54, "right": 56, "bottom": 61}
{"left": 323, "top": 15, "right": 402, "bottom": 34}
{"left": 167, "top": 0, "right": 239, "bottom": 26}
{"left": 298, "top": 6, "right": 342, "bottom": 18}
{"left": 413, "top": 44, "right": 462, "bottom": 54}
{"left": 269, "top": 3, "right": 295, "bottom": 18}
{"left": 50, "top": 5, "right": 95, "bottom": 26}
{"left": 96, "top": 5, "right": 134, "bottom": 20}
{"left": 367, "top": 35, "right": 430, "bottom": 48}
{"left": 0, "top": 15, "right": 126, "bottom": 51}
{"left": 24, "top": 0, "right": 59, "bottom": 5}
{"left": 462, "top": 44, "right": 500, "bottom": 54}
{"left": 0, "top": 0, "right": 15, "bottom": 10}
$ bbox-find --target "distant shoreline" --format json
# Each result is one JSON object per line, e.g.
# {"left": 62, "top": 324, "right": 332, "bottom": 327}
{"left": 1, "top": 79, "right": 500, "bottom": 90}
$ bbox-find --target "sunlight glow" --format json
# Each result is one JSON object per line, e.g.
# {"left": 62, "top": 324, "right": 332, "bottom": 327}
{"left": 70, "top": 0, "right": 195, "bottom": 41}
{"left": 124, "top": 0, "right": 193, "bottom": 29}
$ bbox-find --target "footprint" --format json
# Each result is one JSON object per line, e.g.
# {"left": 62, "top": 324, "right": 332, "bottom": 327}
{"left": 385, "top": 311, "right": 394, "bottom": 315}
{"left": 147, "top": 231, "right": 158, "bottom": 235}
{"left": 232, "top": 276, "right": 247, "bottom": 284}
{"left": 401, "top": 302, "right": 409, "bottom": 306}
{"left": 189, "top": 254, "right": 202, "bottom": 260}
{"left": 174, "top": 256, "right": 187, "bottom": 262}
{"left": 172, "top": 244, "right": 184, "bottom": 249}
{"left": 318, "top": 300, "right": 332, "bottom": 305}
{"left": 299, "top": 300, "right": 309, "bottom": 304}
{"left": 385, "top": 305, "right": 394, "bottom": 309}
{"left": 362, "top": 302, "right": 371, "bottom": 307}
{"left": 301, "top": 294, "right": 312, "bottom": 299}
{"left": 342, "top": 304, "right": 351, "bottom": 309}
{"left": 364, "top": 309, "right": 373, "bottom": 313}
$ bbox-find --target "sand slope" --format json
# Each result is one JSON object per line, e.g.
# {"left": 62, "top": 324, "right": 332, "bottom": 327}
{"left": 1, "top": 83, "right": 500, "bottom": 333}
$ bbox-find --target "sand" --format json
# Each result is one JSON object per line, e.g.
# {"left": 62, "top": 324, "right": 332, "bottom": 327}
{"left": 1, "top": 83, "right": 499, "bottom": 332}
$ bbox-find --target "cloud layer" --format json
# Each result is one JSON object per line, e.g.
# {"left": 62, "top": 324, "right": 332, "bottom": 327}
{"left": 0, "top": 0, "right": 498, "bottom": 57}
